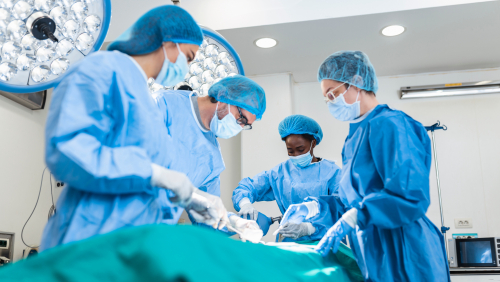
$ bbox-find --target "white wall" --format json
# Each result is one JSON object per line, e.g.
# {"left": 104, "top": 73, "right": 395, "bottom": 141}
{"left": 0, "top": 90, "right": 60, "bottom": 261}
{"left": 293, "top": 67, "right": 500, "bottom": 238}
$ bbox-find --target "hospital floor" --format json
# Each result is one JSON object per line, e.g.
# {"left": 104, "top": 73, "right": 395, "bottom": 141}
{"left": 451, "top": 275, "right": 500, "bottom": 281}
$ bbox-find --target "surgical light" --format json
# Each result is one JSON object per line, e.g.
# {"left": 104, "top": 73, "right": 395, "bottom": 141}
{"left": 381, "top": 25, "right": 405, "bottom": 37}
{"left": 255, "top": 38, "right": 277, "bottom": 48}
{"left": 0, "top": 0, "right": 111, "bottom": 93}
{"left": 149, "top": 26, "right": 245, "bottom": 97}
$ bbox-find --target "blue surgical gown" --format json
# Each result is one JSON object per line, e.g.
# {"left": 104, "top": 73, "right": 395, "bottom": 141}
{"left": 41, "top": 51, "right": 173, "bottom": 250}
{"left": 232, "top": 159, "right": 341, "bottom": 241}
{"left": 339, "top": 104, "right": 449, "bottom": 281}
{"left": 154, "top": 90, "right": 225, "bottom": 224}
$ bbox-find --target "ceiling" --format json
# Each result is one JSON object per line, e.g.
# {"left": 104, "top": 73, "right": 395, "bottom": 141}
{"left": 106, "top": 0, "right": 493, "bottom": 39}
{"left": 106, "top": 0, "right": 500, "bottom": 83}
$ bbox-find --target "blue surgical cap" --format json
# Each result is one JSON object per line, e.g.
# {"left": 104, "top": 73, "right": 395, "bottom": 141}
{"left": 318, "top": 51, "right": 378, "bottom": 93}
{"left": 279, "top": 115, "right": 323, "bottom": 145}
{"left": 208, "top": 75, "right": 266, "bottom": 120}
{"left": 107, "top": 5, "right": 203, "bottom": 55}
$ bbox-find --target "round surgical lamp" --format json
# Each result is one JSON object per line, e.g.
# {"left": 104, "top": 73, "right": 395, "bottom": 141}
{"left": 148, "top": 26, "right": 245, "bottom": 96}
{"left": 0, "top": 0, "right": 111, "bottom": 93}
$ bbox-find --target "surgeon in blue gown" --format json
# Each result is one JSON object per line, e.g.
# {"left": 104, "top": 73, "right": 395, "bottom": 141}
{"left": 154, "top": 75, "right": 266, "bottom": 225}
{"left": 314, "top": 51, "right": 450, "bottom": 281}
{"left": 232, "top": 115, "right": 342, "bottom": 242}
{"left": 41, "top": 6, "right": 228, "bottom": 250}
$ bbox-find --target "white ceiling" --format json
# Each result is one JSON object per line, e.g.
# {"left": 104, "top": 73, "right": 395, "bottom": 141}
{"left": 106, "top": 0, "right": 494, "bottom": 40}
{"left": 218, "top": 1, "right": 500, "bottom": 82}
{"left": 105, "top": 0, "right": 500, "bottom": 83}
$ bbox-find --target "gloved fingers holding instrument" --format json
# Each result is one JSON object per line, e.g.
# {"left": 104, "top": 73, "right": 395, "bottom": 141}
{"left": 278, "top": 222, "right": 316, "bottom": 240}
{"left": 237, "top": 198, "right": 259, "bottom": 221}
{"left": 228, "top": 213, "right": 260, "bottom": 231}
{"left": 315, "top": 208, "right": 357, "bottom": 257}
{"left": 227, "top": 213, "right": 263, "bottom": 243}
{"left": 151, "top": 164, "right": 195, "bottom": 207}
{"left": 186, "top": 189, "right": 229, "bottom": 230}
{"left": 273, "top": 200, "right": 320, "bottom": 236}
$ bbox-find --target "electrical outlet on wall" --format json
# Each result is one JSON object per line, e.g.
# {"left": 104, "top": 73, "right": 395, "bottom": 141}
{"left": 455, "top": 218, "right": 473, "bottom": 229}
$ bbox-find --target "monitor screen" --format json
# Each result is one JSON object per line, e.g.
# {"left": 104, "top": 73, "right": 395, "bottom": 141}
{"left": 460, "top": 241, "right": 493, "bottom": 264}
{"left": 0, "top": 240, "right": 6, "bottom": 248}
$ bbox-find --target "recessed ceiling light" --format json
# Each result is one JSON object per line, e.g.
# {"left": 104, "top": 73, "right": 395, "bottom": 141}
{"left": 255, "top": 38, "right": 277, "bottom": 48}
{"left": 381, "top": 25, "right": 406, "bottom": 37}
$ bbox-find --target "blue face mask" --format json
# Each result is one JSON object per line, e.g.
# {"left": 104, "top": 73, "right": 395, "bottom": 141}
{"left": 210, "top": 103, "right": 243, "bottom": 139}
{"left": 156, "top": 43, "right": 189, "bottom": 87}
{"left": 327, "top": 87, "right": 361, "bottom": 122}
{"left": 289, "top": 143, "right": 313, "bottom": 168}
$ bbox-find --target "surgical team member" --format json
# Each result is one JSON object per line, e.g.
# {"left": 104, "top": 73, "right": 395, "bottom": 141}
{"left": 41, "top": 6, "right": 226, "bottom": 250}
{"left": 154, "top": 75, "right": 266, "bottom": 224}
{"left": 315, "top": 51, "right": 449, "bottom": 281}
{"left": 232, "top": 115, "right": 341, "bottom": 241}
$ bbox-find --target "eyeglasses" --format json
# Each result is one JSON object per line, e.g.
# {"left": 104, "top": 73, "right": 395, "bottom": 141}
{"left": 324, "top": 82, "right": 347, "bottom": 104}
{"left": 236, "top": 107, "right": 252, "bottom": 130}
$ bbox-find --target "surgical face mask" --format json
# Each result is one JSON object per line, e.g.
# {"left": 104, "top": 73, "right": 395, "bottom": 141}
{"left": 289, "top": 143, "right": 313, "bottom": 168}
{"left": 326, "top": 85, "right": 361, "bottom": 121}
{"left": 156, "top": 43, "right": 189, "bottom": 87}
{"left": 210, "top": 103, "right": 243, "bottom": 139}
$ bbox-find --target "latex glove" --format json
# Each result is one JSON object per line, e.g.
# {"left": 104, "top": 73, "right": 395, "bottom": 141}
{"left": 273, "top": 201, "right": 319, "bottom": 236}
{"left": 151, "top": 164, "right": 194, "bottom": 207}
{"left": 238, "top": 198, "right": 259, "bottom": 221}
{"left": 279, "top": 222, "right": 315, "bottom": 240}
{"left": 186, "top": 189, "right": 229, "bottom": 230}
{"left": 315, "top": 218, "right": 353, "bottom": 257}
{"left": 228, "top": 214, "right": 263, "bottom": 243}
{"left": 229, "top": 214, "right": 260, "bottom": 231}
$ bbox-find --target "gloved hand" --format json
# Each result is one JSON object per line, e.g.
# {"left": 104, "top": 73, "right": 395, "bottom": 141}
{"left": 186, "top": 189, "right": 229, "bottom": 230}
{"left": 279, "top": 222, "right": 315, "bottom": 240}
{"left": 238, "top": 198, "right": 259, "bottom": 221}
{"left": 228, "top": 214, "right": 260, "bottom": 231}
{"left": 151, "top": 164, "right": 194, "bottom": 207}
{"left": 315, "top": 218, "right": 353, "bottom": 257}
{"left": 228, "top": 214, "right": 263, "bottom": 243}
{"left": 281, "top": 200, "right": 319, "bottom": 224}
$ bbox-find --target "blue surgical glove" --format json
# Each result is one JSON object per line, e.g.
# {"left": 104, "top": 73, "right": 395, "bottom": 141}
{"left": 315, "top": 218, "right": 353, "bottom": 257}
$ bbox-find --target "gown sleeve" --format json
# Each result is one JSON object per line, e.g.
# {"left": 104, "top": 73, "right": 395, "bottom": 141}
{"left": 232, "top": 170, "right": 275, "bottom": 211}
{"left": 200, "top": 176, "right": 221, "bottom": 197}
{"left": 45, "top": 56, "right": 154, "bottom": 195}
{"left": 356, "top": 116, "right": 432, "bottom": 229}
{"left": 327, "top": 165, "right": 342, "bottom": 195}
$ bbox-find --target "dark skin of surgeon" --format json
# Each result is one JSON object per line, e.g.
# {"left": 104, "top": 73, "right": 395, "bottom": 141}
{"left": 285, "top": 134, "right": 320, "bottom": 163}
